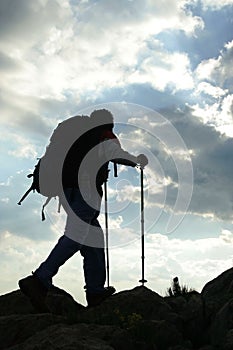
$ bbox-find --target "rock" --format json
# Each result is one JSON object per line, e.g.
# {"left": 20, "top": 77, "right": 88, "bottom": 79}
{"left": 46, "top": 285, "right": 85, "bottom": 316}
{"left": 0, "top": 313, "right": 64, "bottom": 349}
{"left": 223, "top": 329, "right": 233, "bottom": 350}
{"left": 202, "top": 268, "right": 233, "bottom": 298}
{"left": 201, "top": 267, "right": 233, "bottom": 323}
{"left": 201, "top": 267, "right": 233, "bottom": 346}
{"left": 0, "top": 290, "right": 34, "bottom": 315}
{"left": 129, "top": 319, "right": 183, "bottom": 350}
{"left": 7, "top": 323, "right": 131, "bottom": 350}
{"left": 2, "top": 269, "right": 233, "bottom": 350}
{"left": 79, "top": 286, "right": 174, "bottom": 325}
{"left": 168, "top": 346, "right": 192, "bottom": 350}
{"left": 0, "top": 286, "right": 85, "bottom": 318}
{"left": 78, "top": 287, "right": 185, "bottom": 350}
{"left": 209, "top": 298, "right": 233, "bottom": 347}
{"left": 165, "top": 292, "right": 205, "bottom": 347}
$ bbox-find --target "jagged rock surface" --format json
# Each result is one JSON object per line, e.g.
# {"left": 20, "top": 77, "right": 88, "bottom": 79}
{"left": 1, "top": 267, "right": 233, "bottom": 349}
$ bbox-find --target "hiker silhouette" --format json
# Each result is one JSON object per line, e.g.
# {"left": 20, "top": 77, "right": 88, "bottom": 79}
{"left": 18, "top": 109, "right": 148, "bottom": 310}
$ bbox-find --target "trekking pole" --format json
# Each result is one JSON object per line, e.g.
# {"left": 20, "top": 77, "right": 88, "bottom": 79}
{"left": 104, "top": 179, "right": 110, "bottom": 287}
{"left": 139, "top": 167, "right": 147, "bottom": 286}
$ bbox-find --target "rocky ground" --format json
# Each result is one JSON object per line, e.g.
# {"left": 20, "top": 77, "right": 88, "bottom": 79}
{"left": 1, "top": 268, "right": 233, "bottom": 349}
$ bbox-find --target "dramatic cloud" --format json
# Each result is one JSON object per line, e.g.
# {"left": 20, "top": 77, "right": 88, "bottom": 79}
{"left": 129, "top": 50, "right": 194, "bottom": 92}
{"left": 190, "top": 39, "right": 233, "bottom": 136}
{"left": 201, "top": 0, "right": 233, "bottom": 10}
{"left": 195, "top": 40, "right": 233, "bottom": 89}
{"left": 0, "top": 0, "right": 204, "bottom": 113}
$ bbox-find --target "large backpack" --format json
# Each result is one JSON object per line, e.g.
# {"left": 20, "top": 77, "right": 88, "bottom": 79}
{"left": 17, "top": 115, "right": 92, "bottom": 219}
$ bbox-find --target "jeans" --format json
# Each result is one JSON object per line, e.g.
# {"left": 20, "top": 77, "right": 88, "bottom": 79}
{"left": 34, "top": 187, "right": 106, "bottom": 294}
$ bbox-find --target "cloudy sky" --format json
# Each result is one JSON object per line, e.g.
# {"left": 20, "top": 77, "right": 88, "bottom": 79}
{"left": 1, "top": 0, "right": 233, "bottom": 305}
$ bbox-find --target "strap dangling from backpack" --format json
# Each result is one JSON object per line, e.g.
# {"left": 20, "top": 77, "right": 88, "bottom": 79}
{"left": 57, "top": 197, "right": 62, "bottom": 214}
{"left": 113, "top": 162, "right": 118, "bottom": 177}
{"left": 41, "top": 197, "right": 52, "bottom": 221}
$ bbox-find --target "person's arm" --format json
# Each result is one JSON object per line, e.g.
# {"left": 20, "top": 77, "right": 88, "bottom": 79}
{"left": 102, "top": 139, "right": 148, "bottom": 167}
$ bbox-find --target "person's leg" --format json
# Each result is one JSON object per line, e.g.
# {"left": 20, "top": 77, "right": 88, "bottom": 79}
{"left": 63, "top": 188, "right": 115, "bottom": 306}
{"left": 34, "top": 187, "right": 89, "bottom": 289}
{"left": 80, "top": 218, "right": 115, "bottom": 307}
{"left": 18, "top": 235, "right": 81, "bottom": 312}
{"left": 34, "top": 235, "right": 81, "bottom": 289}
{"left": 80, "top": 243, "right": 115, "bottom": 307}
{"left": 80, "top": 245, "right": 106, "bottom": 294}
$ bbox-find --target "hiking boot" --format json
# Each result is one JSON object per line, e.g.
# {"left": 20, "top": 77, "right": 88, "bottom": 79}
{"left": 18, "top": 274, "right": 50, "bottom": 313}
{"left": 86, "top": 286, "right": 116, "bottom": 307}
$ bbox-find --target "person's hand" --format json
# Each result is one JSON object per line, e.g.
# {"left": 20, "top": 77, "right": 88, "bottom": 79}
{"left": 137, "top": 154, "right": 148, "bottom": 168}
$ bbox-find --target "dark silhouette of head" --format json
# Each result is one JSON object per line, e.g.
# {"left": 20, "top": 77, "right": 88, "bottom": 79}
{"left": 89, "top": 109, "right": 114, "bottom": 131}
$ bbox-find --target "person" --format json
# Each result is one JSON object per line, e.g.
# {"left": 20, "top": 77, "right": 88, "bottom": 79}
{"left": 18, "top": 109, "right": 148, "bottom": 311}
